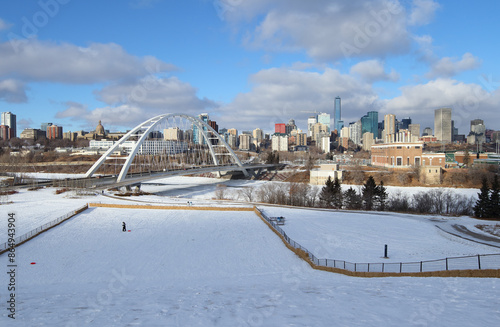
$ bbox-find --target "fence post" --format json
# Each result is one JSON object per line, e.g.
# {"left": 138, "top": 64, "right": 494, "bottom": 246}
{"left": 354, "top": 263, "right": 357, "bottom": 272}
{"left": 344, "top": 261, "right": 346, "bottom": 270}
{"left": 478, "top": 255, "right": 481, "bottom": 270}
{"left": 368, "top": 263, "right": 370, "bottom": 272}
{"left": 446, "top": 258, "right": 448, "bottom": 271}
{"left": 382, "top": 262, "right": 385, "bottom": 273}
{"left": 326, "top": 259, "right": 328, "bottom": 267}
{"left": 420, "top": 261, "right": 423, "bottom": 273}
{"left": 400, "top": 262, "right": 402, "bottom": 273}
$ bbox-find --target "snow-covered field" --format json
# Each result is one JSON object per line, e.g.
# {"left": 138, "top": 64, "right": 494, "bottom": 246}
{"left": 262, "top": 207, "right": 500, "bottom": 263}
{"left": 1, "top": 206, "right": 499, "bottom": 326}
{"left": 0, "top": 175, "right": 499, "bottom": 326}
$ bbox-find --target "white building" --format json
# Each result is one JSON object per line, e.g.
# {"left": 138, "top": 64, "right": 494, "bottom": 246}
{"left": 307, "top": 116, "right": 317, "bottom": 137}
{"left": 89, "top": 139, "right": 187, "bottom": 155}
{"left": 272, "top": 134, "right": 288, "bottom": 152}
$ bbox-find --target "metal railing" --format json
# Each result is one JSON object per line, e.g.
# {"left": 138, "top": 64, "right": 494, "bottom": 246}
{"left": 0, "top": 204, "right": 89, "bottom": 254}
{"left": 257, "top": 208, "right": 500, "bottom": 273}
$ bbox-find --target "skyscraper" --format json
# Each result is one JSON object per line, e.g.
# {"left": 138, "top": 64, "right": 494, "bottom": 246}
{"left": 383, "top": 114, "right": 396, "bottom": 143}
{"left": 361, "top": 111, "right": 378, "bottom": 140}
{"left": 193, "top": 113, "right": 209, "bottom": 144}
{"left": 317, "top": 113, "right": 331, "bottom": 133}
{"left": 1, "top": 112, "right": 16, "bottom": 138}
{"left": 307, "top": 116, "right": 317, "bottom": 137}
{"left": 434, "top": 108, "right": 452, "bottom": 143}
{"left": 334, "top": 96, "right": 341, "bottom": 132}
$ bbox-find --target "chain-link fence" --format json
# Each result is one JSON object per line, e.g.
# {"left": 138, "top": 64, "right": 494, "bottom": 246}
{"left": 257, "top": 208, "right": 500, "bottom": 273}
{"left": 0, "top": 204, "right": 89, "bottom": 254}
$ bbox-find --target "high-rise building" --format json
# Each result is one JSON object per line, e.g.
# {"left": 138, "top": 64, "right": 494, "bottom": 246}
{"left": 286, "top": 119, "right": 297, "bottom": 134}
{"left": 46, "top": 125, "right": 63, "bottom": 139}
{"left": 401, "top": 117, "right": 411, "bottom": 129}
{"left": 0, "top": 125, "right": 10, "bottom": 140}
{"left": 422, "top": 127, "right": 433, "bottom": 136}
{"left": 227, "top": 128, "right": 238, "bottom": 138}
{"left": 349, "top": 120, "right": 362, "bottom": 145}
{"left": 239, "top": 134, "right": 251, "bottom": 150}
{"left": 408, "top": 124, "right": 420, "bottom": 138}
{"left": 208, "top": 120, "right": 218, "bottom": 133}
{"left": 275, "top": 123, "right": 286, "bottom": 134}
{"left": 361, "top": 111, "right": 378, "bottom": 140}
{"left": 193, "top": 113, "right": 209, "bottom": 144}
{"left": 307, "top": 116, "right": 317, "bottom": 137}
{"left": 252, "top": 128, "right": 263, "bottom": 142}
{"left": 317, "top": 113, "right": 331, "bottom": 133}
{"left": 434, "top": 108, "right": 452, "bottom": 143}
{"left": 384, "top": 114, "right": 396, "bottom": 143}
{"left": 334, "top": 96, "right": 341, "bottom": 132}
{"left": 296, "top": 133, "right": 307, "bottom": 146}
{"left": 272, "top": 134, "right": 288, "bottom": 152}
{"left": 1, "top": 112, "right": 16, "bottom": 138}
{"left": 164, "top": 127, "right": 182, "bottom": 141}
{"left": 362, "top": 132, "right": 374, "bottom": 151}
{"left": 311, "top": 122, "right": 329, "bottom": 142}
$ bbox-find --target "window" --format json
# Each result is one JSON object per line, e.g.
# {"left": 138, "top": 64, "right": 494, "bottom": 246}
{"left": 415, "top": 157, "right": 421, "bottom": 166}
{"left": 397, "top": 146, "right": 402, "bottom": 149}
{"left": 415, "top": 146, "right": 421, "bottom": 149}
{"left": 396, "top": 157, "right": 402, "bottom": 166}
{"left": 407, "top": 157, "right": 410, "bottom": 165}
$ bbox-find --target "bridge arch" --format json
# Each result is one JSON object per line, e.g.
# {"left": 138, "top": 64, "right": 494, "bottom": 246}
{"left": 85, "top": 113, "right": 248, "bottom": 182}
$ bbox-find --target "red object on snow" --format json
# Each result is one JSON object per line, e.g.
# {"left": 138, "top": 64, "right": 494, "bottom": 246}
{"left": 128, "top": 230, "right": 131, "bottom": 232}
{"left": 30, "top": 262, "right": 36, "bottom": 265}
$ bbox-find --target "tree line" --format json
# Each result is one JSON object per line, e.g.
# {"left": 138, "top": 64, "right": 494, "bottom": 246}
{"left": 233, "top": 175, "right": 479, "bottom": 217}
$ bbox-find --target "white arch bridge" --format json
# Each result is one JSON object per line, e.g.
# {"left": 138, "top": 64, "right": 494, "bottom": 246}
{"left": 84, "top": 113, "right": 276, "bottom": 188}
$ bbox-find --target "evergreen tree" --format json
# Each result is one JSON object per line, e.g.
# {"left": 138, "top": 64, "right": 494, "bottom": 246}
{"left": 474, "top": 177, "right": 490, "bottom": 218}
{"left": 344, "top": 187, "right": 362, "bottom": 210}
{"left": 332, "top": 177, "right": 343, "bottom": 209}
{"left": 375, "top": 181, "right": 388, "bottom": 211}
{"left": 319, "top": 176, "right": 334, "bottom": 208}
{"left": 488, "top": 175, "right": 500, "bottom": 218}
{"left": 362, "top": 176, "right": 377, "bottom": 210}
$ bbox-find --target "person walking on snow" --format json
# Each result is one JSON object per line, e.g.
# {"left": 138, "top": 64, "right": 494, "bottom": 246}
{"left": 122, "top": 222, "right": 126, "bottom": 232}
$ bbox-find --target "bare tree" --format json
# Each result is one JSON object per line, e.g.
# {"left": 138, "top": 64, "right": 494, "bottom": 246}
{"left": 215, "top": 184, "right": 227, "bottom": 200}
{"left": 238, "top": 186, "right": 255, "bottom": 202}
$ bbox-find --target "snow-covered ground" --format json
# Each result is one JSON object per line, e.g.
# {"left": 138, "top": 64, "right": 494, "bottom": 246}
{"left": 0, "top": 175, "right": 499, "bottom": 326}
{"left": 261, "top": 207, "right": 500, "bottom": 263}
{"left": 139, "top": 176, "right": 480, "bottom": 202}
{"left": 1, "top": 206, "right": 499, "bottom": 326}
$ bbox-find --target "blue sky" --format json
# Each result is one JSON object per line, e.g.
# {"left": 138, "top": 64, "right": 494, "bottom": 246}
{"left": 0, "top": 0, "right": 499, "bottom": 135}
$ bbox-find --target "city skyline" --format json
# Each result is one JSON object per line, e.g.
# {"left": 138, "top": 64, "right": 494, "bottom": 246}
{"left": 0, "top": 1, "right": 499, "bottom": 135}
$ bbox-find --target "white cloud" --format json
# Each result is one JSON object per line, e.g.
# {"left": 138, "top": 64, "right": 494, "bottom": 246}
{"left": 408, "top": 0, "right": 440, "bottom": 26}
{"left": 56, "top": 102, "right": 90, "bottom": 120}
{"left": 225, "top": 0, "right": 411, "bottom": 61}
{"left": 382, "top": 78, "right": 499, "bottom": 132}
{"left": 350, "top": 59, "right": 400, "bottom": 83}
{"left": 426, "top": 53, "right": 482, "bottom": 78}
{"left": 0, "top": 79, "right": 27, "bottom": 103}
{"left": 0, "top": 18, "right": 12, "bottom": 31}
{"left": 56, "top": 77, "right": 217, "bottom": 129}
{"left": 218, "top": 67, "right": 378, "bottom": 132}
{"left": 0, "top": 39, "right": 176, "bottom": 84}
